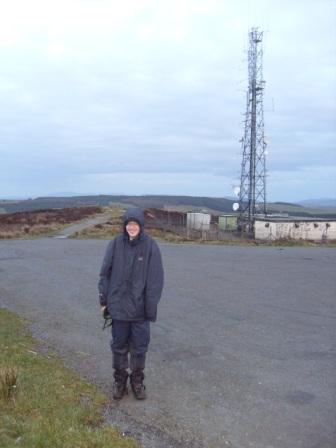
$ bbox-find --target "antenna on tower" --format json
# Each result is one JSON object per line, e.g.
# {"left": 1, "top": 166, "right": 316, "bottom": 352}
{"left": 237, "top": 27, "right": 268, "bottom": 235}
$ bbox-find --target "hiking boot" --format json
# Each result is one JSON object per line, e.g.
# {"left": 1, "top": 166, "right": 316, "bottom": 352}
{"left": 113, "top": 369, "right": 128, "bottom": 400}
{"left": 130, "top": 369, "right": 146, "bottom": 400}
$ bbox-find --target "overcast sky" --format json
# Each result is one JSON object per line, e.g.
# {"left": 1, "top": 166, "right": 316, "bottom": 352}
{"left": 1, "top": 0, "right": 335, "bottom": 202}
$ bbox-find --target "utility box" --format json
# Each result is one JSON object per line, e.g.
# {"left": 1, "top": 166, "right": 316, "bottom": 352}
{"left": 218, "top": 215, "right": 238, "bottom": 231}
{"left": 187, "top": 212, "right": 211, "bottom": 231}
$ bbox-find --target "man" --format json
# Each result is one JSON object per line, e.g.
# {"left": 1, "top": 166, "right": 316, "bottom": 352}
{"left": 98, "top": 207, "right": 164, "bottom": 400}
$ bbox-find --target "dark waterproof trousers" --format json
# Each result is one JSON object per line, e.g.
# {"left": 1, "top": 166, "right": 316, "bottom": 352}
{"left": 111, "top": 320, "right": 150, "bottom": 371}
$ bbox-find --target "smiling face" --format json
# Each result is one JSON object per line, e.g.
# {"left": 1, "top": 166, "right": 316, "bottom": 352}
{"left": 126, "top": 220, "right": 140, "bottom": 240}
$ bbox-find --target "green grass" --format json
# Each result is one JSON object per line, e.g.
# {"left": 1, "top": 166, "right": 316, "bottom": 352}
{"left": 0, "top": 308, "right": 138, "bottom": 448}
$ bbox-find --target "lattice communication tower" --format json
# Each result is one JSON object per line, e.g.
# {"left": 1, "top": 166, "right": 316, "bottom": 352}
{"left": 238, "top": 27, "right": 267, "bottom": 233}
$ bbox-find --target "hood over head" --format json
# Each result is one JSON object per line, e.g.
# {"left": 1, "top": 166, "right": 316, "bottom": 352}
{"left": 123, "top": 207, "right": 145, "bottom": 236}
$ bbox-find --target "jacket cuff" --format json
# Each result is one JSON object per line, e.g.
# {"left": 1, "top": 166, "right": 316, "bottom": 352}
{"left": 146, "top": 313, "right": 156, "bottom": 322}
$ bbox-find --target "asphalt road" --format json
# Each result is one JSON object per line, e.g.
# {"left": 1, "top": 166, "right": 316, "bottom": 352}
{"left": 0, "top": 238, "right": 335, "bottom": 448}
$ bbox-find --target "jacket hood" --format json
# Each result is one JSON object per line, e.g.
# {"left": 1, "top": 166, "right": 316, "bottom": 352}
{"left": 123, "top": 207, "right": 145, "bottom": 236}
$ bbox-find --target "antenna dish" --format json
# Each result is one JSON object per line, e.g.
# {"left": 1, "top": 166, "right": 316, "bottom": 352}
{"left": 233, "top": 186, "right": 240, "bottom": 197}
{"left": 232, "top": 203, "right": 239, "bottom": 211}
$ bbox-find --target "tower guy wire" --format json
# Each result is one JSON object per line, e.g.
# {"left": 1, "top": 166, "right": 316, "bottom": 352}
{"left": 238, "top": 27, "right": 267, "bottom": 234}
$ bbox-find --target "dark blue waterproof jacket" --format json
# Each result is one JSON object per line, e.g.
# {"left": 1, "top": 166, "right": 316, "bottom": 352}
{"left": 98, "top": 208, "right": 164, "bottom": 322}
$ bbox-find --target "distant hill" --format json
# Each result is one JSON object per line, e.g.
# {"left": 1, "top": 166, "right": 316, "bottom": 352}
{"left": 0, "top": 195, "right": 335, "bottom": 219}
{"left": 0, "top": 195, "right": 234, "bottom": 214}
{"left": 272, "top": 201, "right": 303, "bottom": 207}
{"left": 298, "top": 198, "right": 336, "bottom": 208}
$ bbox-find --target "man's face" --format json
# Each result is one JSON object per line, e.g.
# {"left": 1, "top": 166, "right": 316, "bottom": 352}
{"left": 126, "top": 220, "right": 140, "bottom": 240}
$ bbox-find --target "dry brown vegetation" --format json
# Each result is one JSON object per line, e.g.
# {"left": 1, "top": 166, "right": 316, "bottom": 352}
{"left": 0, "top": 206, "right": 103, "bottom": 239}
{"left": 71, "top": 207, "right": 123, "bottom": 239}
{"left": 0, "top": 366, "right": 19, "bottom": 403}
{"left": 2, "top": 205, "right": 333, "bottom": 246}
{"left": 73, "top": 223, "right": 190, "bottom": 242}
{"left": 71, "top": 207, "right": 189, "bottom": 242}
{"left": 72, "top": 219, "right": 121, "bottom": 239}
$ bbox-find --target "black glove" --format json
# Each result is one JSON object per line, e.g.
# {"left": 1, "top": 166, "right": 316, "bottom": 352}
{"left": 102, "top": 307, "right": 113, "bottom": 330}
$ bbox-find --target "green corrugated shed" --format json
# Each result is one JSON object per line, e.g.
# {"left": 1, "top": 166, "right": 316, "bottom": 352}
{"left": 218, "top": 215, "right": 238, "bottom": 230}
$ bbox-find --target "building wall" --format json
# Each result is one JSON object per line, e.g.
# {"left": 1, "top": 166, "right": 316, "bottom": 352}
{"left": 255, "top": 220, "right": 336, "bottom": 241}
{"left": 218, "top": 215, "right": 238, "bottom": 230}
{"left": 187, "top": 212, "right": 211, "bottom": 231}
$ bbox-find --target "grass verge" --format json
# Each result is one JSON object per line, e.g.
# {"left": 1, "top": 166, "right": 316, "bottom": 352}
{"left": 0, "top": 308, "right": 138, "bottom": 448}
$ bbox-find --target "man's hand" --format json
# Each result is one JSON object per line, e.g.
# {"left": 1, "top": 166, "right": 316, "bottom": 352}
{"left": 101, "top": 305, "right": 108, "bottom": 319}
{"left": 101, "top": 306, "right": 113, "bottom": 330}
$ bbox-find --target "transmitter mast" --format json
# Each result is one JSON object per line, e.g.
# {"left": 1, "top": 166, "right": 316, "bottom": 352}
{"left": 238, "top": 27, "right": 267, "bottom": 233}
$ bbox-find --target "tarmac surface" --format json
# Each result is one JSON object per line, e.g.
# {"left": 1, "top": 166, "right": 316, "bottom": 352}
{"left": 0, "top": 238, "right": 335, "bottom": 448}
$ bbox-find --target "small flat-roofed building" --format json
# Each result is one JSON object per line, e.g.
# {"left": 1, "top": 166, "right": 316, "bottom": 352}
{"left": 218, "top": 215, "right": 238, "bottom": 231}
{"left": 187, "top": 212, "right": 211, "bottom": 231}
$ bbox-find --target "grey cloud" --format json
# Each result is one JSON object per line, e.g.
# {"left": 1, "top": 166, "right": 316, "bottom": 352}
{"left": 0, "top": 0, "right": 335, "bottom": 200}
